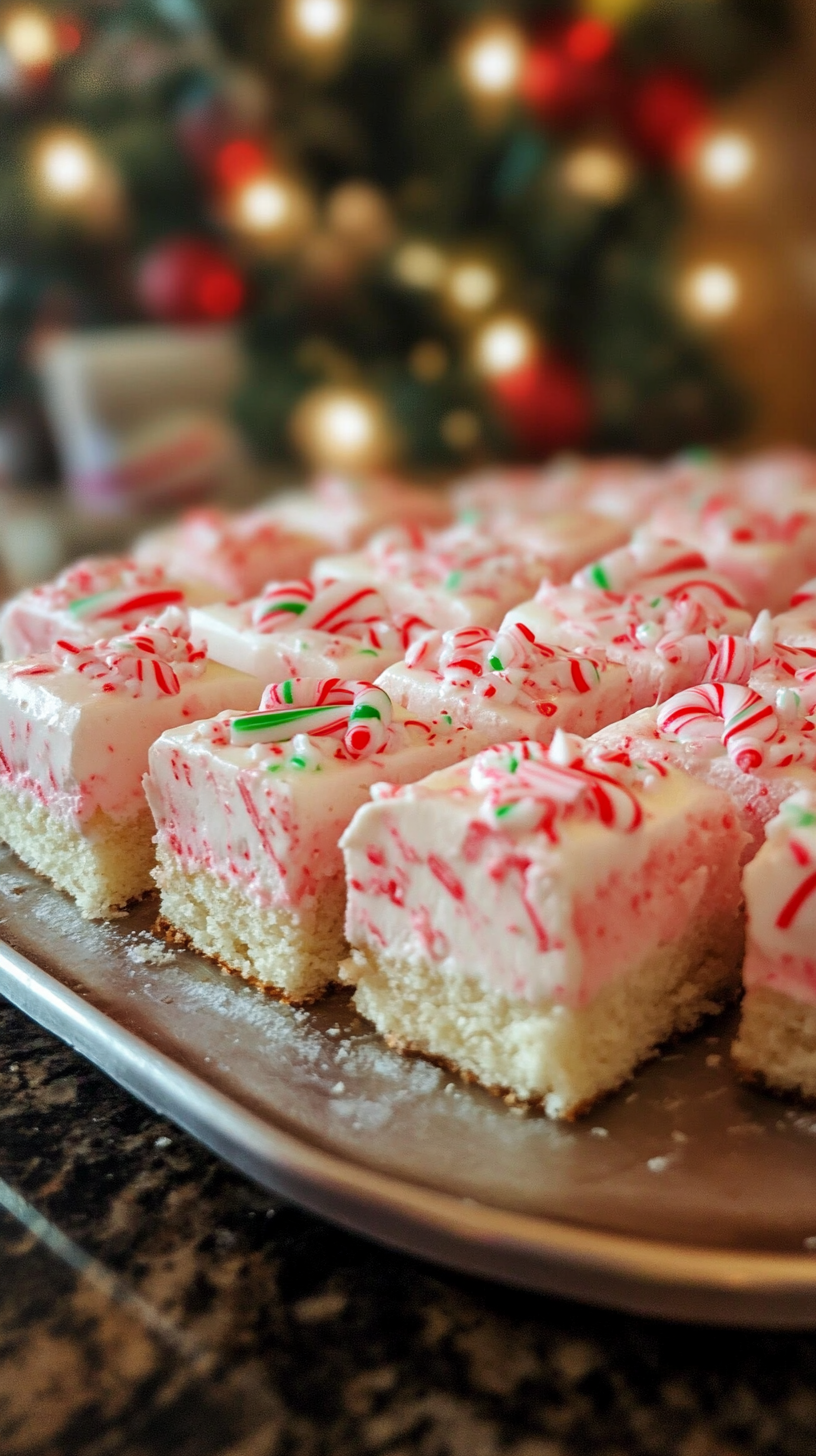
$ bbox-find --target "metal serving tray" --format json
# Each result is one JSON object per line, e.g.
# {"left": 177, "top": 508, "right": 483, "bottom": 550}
{"left": 1, "top": 843, "right": 815, "bottom": 1329}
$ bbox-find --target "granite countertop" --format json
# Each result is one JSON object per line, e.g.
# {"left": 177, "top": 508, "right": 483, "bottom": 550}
{"left": 0, "top": 999, "right": 815, "bottom": 1456}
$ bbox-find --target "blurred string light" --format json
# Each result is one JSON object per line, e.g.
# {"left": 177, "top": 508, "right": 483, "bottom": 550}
{"left": 229, "top": 171, "right": 313, "bottom": 251}
{"left": 445, "top": 259, "right": 501, "bottom": 312}
{"left": 561, "top": 143, "right": 634, "bottom": 203}
{"left": 441, "top": 409, "right": 481, "bottom": 450}
{"left": 33, "top": 129, "right": 100, "bottom": 201}
{"left": 292, "top": 385, "right": 392, "bottom": 468}
{"left": 696, "top": 131, "right": 754, "bottom": 189}
{"left": 409, "top": 340, "right": 448, "bottom": 381}
{"left": 284, "top": 0, "right": 352, "bottom": 53}
{"left": 473, "top": 314, "right": 538, "bottom": 375}
{"left": 683, "top": 263, "right": 741, "bottom": 320}
{"left": 458, "top": 19, "right": 525, "bottom": 101}
{"left": 1, "top": 6, "right": 58, "bottom": 68}
{"left": 392, "top": 239, "right": 446, "bottom": 289}
{"left": 581, "top": 0, "right": 649, "bottom": 21}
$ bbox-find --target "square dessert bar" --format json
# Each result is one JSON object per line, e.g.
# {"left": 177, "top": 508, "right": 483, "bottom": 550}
{"left": 472, "top": 510, "right": 628, "bottom": 584}
{"left": 313, "top": 523, "right": 545, "bottom": 630}
{"left": 190, "top": 577, "right": 430, "bottom": 686}
{"left": 273, "top": 472, "right": 451, "bottom": 550}
{"left": 0, "top": 555, "right": 210, "bottom": 660}
{"left": 732, "top": 791, "right": 816, "bottom": 1100}
{"left": 145, "top": 678, "right": 478, "bottom": 1003}
{"left": 505, "top": 547, "right": 751, "bottom": 711}
{"left": 340, "top": 732, "right": 746, "bottom": 1118}
{"left": 646, "top": 494, "right": 816, "bottom": 614}
{"left": 134, "top": 503, "right": 327, "bottom": 600}
{"left": 591, "top": 680, "right": 816, "bottom": 858}
{"left": 764, "top": 577, "right": 816, "bottom": 650}
{"left": 376, "top": 617, "right": 633, "bottom": 751}
{"left": 0, "top": 613, "right": 259, "bottom": 918}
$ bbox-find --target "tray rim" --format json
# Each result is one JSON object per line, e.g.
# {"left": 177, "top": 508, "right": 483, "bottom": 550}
{"left": 1, "top": 933, "right": 816, "bottom": 1329}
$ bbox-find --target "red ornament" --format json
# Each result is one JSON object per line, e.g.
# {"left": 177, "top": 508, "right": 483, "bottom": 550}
{"left": 489, "top": 354, "right": 592, "bottom": 453}
{"left": 136, "top": 237, "right": 246, "bottom": 325}
{"left": 213, "top": 137, "right": 269, "bottom": 189}
{"left": 521, "top": 18, "right": 618, "bottom": 127}
{"left": 626, "top": 69, "right": 710, "bottom": 164}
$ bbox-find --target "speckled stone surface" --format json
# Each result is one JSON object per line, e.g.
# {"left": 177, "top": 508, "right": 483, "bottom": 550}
{"left": 0, "top": 999, "right": 815, "bottom": 1456}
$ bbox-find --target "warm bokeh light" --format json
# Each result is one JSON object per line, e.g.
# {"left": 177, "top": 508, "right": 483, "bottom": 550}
{"left": 561, "top": 143, "right": 634, "bottom": 204}
{"left": 441, "top": 408, "right": 481, "bottom": 449}
{"left": 238, "top": 177, "right": 290, "bottom": 229}
{"left": 683, "top": 263, "right": 741, "bottom": 319}
{"left": 35, "top": 130, "right": 99, "bottom": 200}
{"left": 229, "top": 172, "right": 312, "bottom": 251}
{"left": 326, "top": 180, "right": 394, "bottom": 258}
{"left": 292, "top": 386, "right": 392, "bottom": 468}
{"left": 392, "top": 240, "right": 446, "bottom": 289}
{"left": 696, "top": 131, "right": 754, "bottom": 189}
{"left": 458, "top": 20, "right": 525, "bottom": 100}
{"left": 446, "top": 259, "right": 500, "bottom": 312}
{"left": 285, "top": 0, "right": 352, "bottom": 50}
{"left": 581, "top": 0, "right": 647, "bottom": 22}
{"left": 409, "top": 340, "right": 448, "bottom": 381}
{"left": 473, "top": 315, "right": 538, "bottom": 375}
{"left": 2, "top": 6, "right": 58, "bottom": 68}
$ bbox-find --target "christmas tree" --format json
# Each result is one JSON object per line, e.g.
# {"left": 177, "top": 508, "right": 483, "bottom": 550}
{"left": 0, "top": 0, "right": 794, "bottom": 480}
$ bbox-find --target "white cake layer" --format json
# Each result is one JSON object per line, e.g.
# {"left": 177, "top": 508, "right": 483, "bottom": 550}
{"left": 0, "top": 658, "right": 259, "bottom": 826}
{"left": 340, "top": 740, "right": 745, "bottom": 1010}
{"left": 189, "top": 602, "right": 404, "bottom": 683}
{"left": 732, "top": 987, "right": 816, "bottom": 1100}
{"left": 343, "top": 909, "right": 743, "bottom": 1116}
{"left": 375, "top": 656, "right": 632, "bottom": 748}
{"left": 145, "top": 709, "right": 478, "bottom": 912}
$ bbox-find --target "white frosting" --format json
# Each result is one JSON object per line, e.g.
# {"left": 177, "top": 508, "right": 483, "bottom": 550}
{"left": 591, "top": 684, "right": 816, "bottom": 857}
{"left": 646, "top": 493, "right": 816, "bottom": 614}
{"left": 189, "top": 577, "right": 426, "bottom": 682}
{"left": 0, "top": 556, "right": 206, "bottom": 660}
{"left": 145, "top": 703, "right": 475, "bottom": 908}
{"left": 313, "top": 523, "right": 544, "bottom": 631}
{"left": 470, "top": 510, "right": 627, "bottom": 585}
{"left": 743, "top": 791, "right": 816, "bottom": 1005}
{"left": 376, "top": 620, "right": 632, "bottom": 746}
{"left": 134, "top": 504, "right": 323, "bottom": 599}
{"left": 0, "top": 650, "right": 258, "bottom": 826}
{"left": 341, "top": 733, "right": 744, "bottom": 1008}
{"left": 273, "top": 473, "right": 450, "bottom": 550}
{"left": 505, "top": 571, "right": 750, "bottom": 711}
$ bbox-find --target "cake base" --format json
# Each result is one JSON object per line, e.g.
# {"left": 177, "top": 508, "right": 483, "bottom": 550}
{"left": 0, "top": 782, "right": 155, "bottom": 919}
{"left": 341, "top": 912, "right": 745, "bottom": 1119}
{"left": 732, "top": 986, "right": 816, "bottom": 1101}
{"left": 153, "top": 851, "right": 346, "bottom": 1003}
